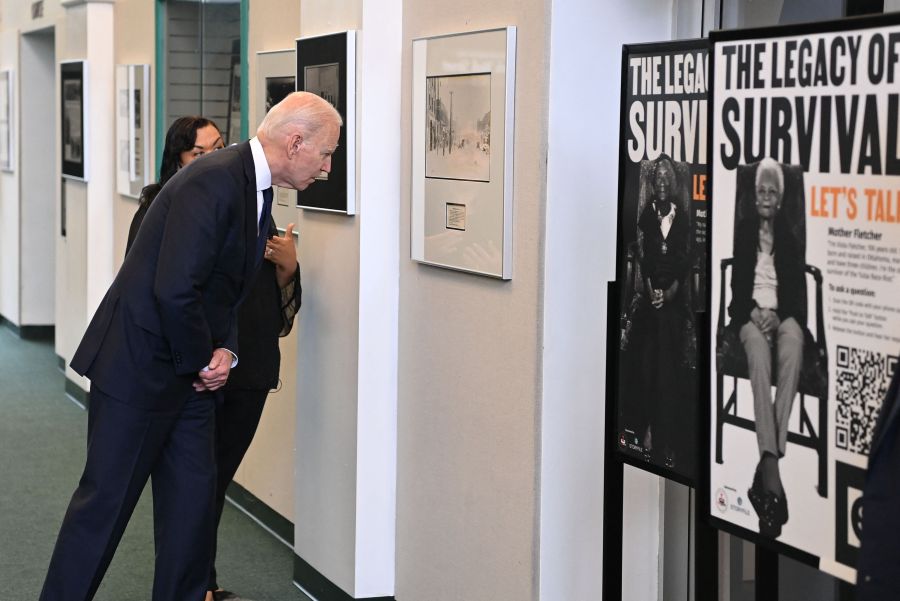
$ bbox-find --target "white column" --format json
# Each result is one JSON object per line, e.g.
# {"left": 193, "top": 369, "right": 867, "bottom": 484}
{"left": 354, "top": 0, "right": 402, "bottom": 597}
{"left": 82, "top": 0, "right": 115, "bottom": 317}
{"left": 541, "top": 2, "right": 675, "bottom": 599}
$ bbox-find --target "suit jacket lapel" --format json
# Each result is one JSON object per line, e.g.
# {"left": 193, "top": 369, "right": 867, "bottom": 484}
{"left": 237, "top": 142, "right": 259, "bottom": 287}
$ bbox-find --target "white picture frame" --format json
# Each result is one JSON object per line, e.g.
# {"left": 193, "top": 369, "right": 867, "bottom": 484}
{"left": 115, "top": 64, "right": 151, "bottom": 199}
{"left": 255, "top": 48, "right": 298, "bottom": 228}
{"left": 411, "top": 27, "right": 516, "bottom": 280}
{"left": 0, "top": 70, "right": 14, "bottom": 172}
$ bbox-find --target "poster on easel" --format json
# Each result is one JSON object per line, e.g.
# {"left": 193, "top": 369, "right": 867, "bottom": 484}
{"left": 613, "top": 39, "right": 709, "bottom": 486}
{"left": 707, "top": 13, "right": 900, "bottom": 582}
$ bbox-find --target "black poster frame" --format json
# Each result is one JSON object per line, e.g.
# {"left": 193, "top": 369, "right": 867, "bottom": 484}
{"left": 611, "top": 38, "right": 711, "bottom": 488}
{"left": 295, "top": 31, "right": 355, "bottom": 215}
{"left": 60, "top": 60, "right": 86, "bottom": 181}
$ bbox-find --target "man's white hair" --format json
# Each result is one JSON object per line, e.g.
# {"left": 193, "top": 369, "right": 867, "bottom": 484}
{"left": 257, "top": 91, "right": 342, "bottom": 140}
{"left": 755, "top": 157, "right": 784, "bottom": 194}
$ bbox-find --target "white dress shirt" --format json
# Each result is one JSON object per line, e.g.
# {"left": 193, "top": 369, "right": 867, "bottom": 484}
{"left": 249, "top": 136, "right": 272, "bottom": 233}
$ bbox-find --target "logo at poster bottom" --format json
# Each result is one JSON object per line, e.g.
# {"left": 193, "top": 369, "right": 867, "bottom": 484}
{"left": 716, "top": 488, "right": 728, "bottom": 513}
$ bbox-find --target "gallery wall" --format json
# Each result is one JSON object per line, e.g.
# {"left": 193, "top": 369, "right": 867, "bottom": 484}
{"left": 112, "top": 0, "right": 155, "bottom": 267}
{"left": 398, "top": 1, "right": 549, "bottom": 600}
{"left": 0, "top": 17, "right": 20, "bottom": 326}
{"left": 19, "top": 30, "right": 56, "bottom": 328}
{"left": 229, "top": 0, "right": 304, "bottom": 528}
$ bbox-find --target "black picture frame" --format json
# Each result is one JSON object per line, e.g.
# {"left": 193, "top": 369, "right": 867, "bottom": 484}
{"left": 611, "top": 38, "right": 710, "bottom": 488}
{"left": 295, "top": 31, "right": 355, "bottom": 214}
{"left": 61, "top": 61, "right": 86, "bottom": 181}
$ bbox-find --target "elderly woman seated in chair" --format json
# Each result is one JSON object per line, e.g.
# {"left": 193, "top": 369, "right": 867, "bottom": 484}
{"left": 730, "top": 157, "right": 806, "bottom": 538}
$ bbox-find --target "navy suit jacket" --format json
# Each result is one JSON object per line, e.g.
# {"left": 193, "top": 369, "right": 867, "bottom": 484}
{"left": 70, "top": 142, "right": 262, "bottom": 410}
{"left": 857, "top": 361, "right": 900, "bottom": 599}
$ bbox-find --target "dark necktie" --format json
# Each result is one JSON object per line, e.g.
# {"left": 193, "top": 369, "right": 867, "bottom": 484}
{"left": 255, "top": 187, "right": 274, "bottom": 266}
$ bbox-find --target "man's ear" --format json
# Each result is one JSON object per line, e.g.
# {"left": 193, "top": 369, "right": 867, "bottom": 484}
{"left": 287, "top": 134, "right": 304, "bottom": 158}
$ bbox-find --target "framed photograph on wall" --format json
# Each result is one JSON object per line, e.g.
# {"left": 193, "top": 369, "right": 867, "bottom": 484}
{"left": 295, "top": 30, "right": 356, "bottom": 215}
{"left": 115, "top": 64, "right": 151, "bottom": 199}
{"left": 256, "top": 48, "right": 298, "bottom": 224}
{"left": 411, "top": 27, "right": 516, "bottom": 280}
{"left": 0, "top": 70, "right": 14, "bottom": 172}
{"left": 61, "top": 60, "right": 87, "bottom": 181}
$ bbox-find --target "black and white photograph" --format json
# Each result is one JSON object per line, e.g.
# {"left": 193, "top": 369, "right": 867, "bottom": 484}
{"left": 296, "top": 31, "right": 356, "bottom": 213}
{"left": 411, "top": 27, "right": 516, "bottom": 280}
{"left": 708, "top": 15, "right": 900, "bottom": 582}
{"left": 0, "top": 70, "right": 13, "bottom": 172}
{"left": 115, "top": 64, "right": 150, "bottom": 198}
{"left": 714, "top": 158, "right": 823, "bottom": 543}
{"left": 265, "top": 76, "right": 295, "bottom": 113}
{"left": 303, "top": 64, "right": 339, "bottom": 108}
{"left": 61, "top": 61, "right": 86, "bottom": 180}
{"left": 425, "top": 74, "right": 491, "bottom": 183}
{"left": 63, "top": 80, "right": 82, "bottom": 164}
{"left": 613, "top": 41, "right": 708, "bottom": 484}
{"left": 255, "top": 49, "right": 298, "bottom": 216}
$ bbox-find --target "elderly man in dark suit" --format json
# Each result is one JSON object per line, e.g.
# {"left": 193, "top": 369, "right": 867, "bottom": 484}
{"left": 40, "top": 91, "right": 340, "bottom": 601}
{"left": 857, "top": 362, "right": 900, "bottom": 600}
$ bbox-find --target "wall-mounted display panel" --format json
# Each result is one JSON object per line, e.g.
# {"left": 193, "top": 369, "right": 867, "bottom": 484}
{"left": 61, "top": 60, "right": 87, "bottom": 181}
{"left": 613, "top": 40, "right": 709, "bottom": 486}
{"left": 116, "top": 64, "right": 151, "bottom": 199}
{"left": 295, "top": 31, "right": 356, "bottom": 215}
{"left": 707, "top": 13, "right": 900, "bottom": 583}
{"left": 255, "top": 48, "right": 297, "bottom": 228}
{"left": 0, "top": 70, "right": 14, "bottom": 172}
{"left": 411, "top": 27, "right": 516, "bottom": 280}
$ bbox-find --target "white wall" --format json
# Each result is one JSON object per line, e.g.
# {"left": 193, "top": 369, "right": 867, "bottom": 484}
{"left": 20, "top": 30, "right": 57, "bottom": 326}
{"left": 540, "top": 1, "right": 675, "bottom": 599}
{"left": 0, "top": 27, "right": 18, "bottom": 325}
{"left": 292, "top": 2, "right": 401, "bottom": 597}
{"left": 397, "top": 2, "right": 549, "bottom": 601}
{"left": 234, "top": 0, "right": 304, "bottom": 527}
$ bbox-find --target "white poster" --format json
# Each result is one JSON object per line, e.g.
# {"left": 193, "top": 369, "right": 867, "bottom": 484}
{"left": 709, "top": 16, "right": 900, "bottom": 582}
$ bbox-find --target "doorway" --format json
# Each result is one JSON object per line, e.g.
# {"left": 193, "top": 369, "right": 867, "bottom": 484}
{"left": 20, "top": 28, "right": 57, "bottom": 340}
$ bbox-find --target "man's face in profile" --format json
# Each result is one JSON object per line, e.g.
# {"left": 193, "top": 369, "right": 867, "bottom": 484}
{"left": 755, "top": 169, "right": 783, "bottom": 219}
{"left": 653, "top": 160, "right": 675, "bottom": 205}
{"left": 289, "top": 122, "right": 341, "bottom": 191}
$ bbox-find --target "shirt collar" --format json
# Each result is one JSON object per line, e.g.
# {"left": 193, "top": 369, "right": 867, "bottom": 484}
{"left": 248, "top": 136, "right": 272, "bottom": 192}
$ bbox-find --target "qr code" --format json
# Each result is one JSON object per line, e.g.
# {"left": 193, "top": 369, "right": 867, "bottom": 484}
{"left": 835, "top": 345, "right": 897, "bottom": 455}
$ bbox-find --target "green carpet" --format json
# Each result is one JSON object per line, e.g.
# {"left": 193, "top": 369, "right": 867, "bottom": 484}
{"left": 0, "top": 327, "right": 304, "bottom": 600}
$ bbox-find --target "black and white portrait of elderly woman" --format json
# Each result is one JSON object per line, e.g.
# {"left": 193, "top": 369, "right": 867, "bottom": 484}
{"left": 628, "top": 153, "right": 694, "bottom": 469}
{"left": 730, "top": 157, "right": 806, "bottom": 538}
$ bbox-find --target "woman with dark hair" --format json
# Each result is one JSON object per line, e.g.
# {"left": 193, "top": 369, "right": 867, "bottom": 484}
{"left": 730, "top": 157, "right": 805, "bottom": 539}
{"left": 127, "top": 116, "right": 224, "bottom": 245}
{"left": 126, "top": 116, "right": 301, "bottom": 601}
{"left": 635, "top": 153, "right": 691, "bottom": 468}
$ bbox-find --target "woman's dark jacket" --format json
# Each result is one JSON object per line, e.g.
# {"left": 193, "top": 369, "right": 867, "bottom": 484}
{"left": 728, "top": 214, "right": 806, "bottom": 327}
{"left": 126, "top": 187, "right": 301, "bottom": 392}
{"left": 638, "top": 200, "right": 690, "bottom": 294}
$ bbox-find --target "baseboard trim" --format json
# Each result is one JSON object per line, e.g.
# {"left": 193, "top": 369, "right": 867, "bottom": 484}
{"left": 225, "top": 481, "right": 294, "bottom": 547}
{"left": 64, "top": 377, "right": 89, "bottom": 410}
{"left": 293, "top": 554, "right": 395, "bottom": 601}
{"left": 57, "top": 355, "right": 65, "bottom": 372}
{"left": 0, "top": 316, "right": 54, "bottom": 341}
{"left": 0, "top": 315, "right": 20, "bottom": 336}
{"left": 20, "top": 325, "right": 54, "bottom": 341}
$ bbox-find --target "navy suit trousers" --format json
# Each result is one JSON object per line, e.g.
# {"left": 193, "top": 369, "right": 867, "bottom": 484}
{"left": 40, "top": 387, "right": 216, "bottom": 601}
